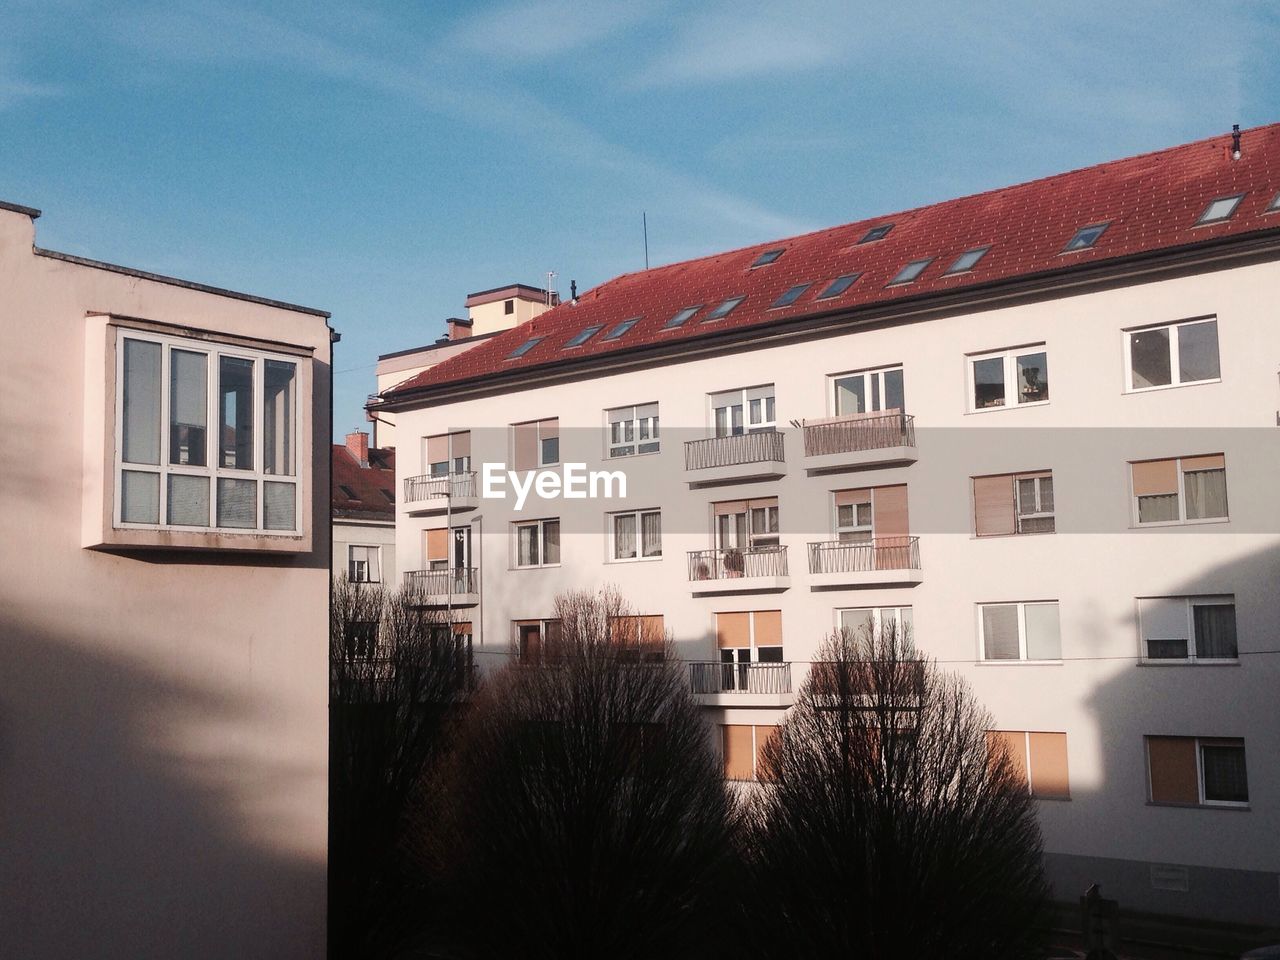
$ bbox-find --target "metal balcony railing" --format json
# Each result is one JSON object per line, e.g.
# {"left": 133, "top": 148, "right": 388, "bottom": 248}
{"left": 688, "top": 545, "right": 789, "bottom": 581}
{"left": 807, "top": 537, "right": 921, "bottom": 573}
{"left": 684, "top": 430, "right": 785, "bottom": 471}
{"left": 403, "top": 567, "right": 478, "bottom": 596}
{"left": 802, "top": 411, "right": 915, "bottom": 457}
{"left": 403, "top": 471, "right": 477, "bottom": 504}
{"left": 690, "top": 661, "right": 792, "bottom": 695}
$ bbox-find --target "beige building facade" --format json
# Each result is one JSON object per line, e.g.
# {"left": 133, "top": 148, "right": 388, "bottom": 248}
{"left": 375, "top": 128, "right": 1280, "bottom": 928}
{"left": 0, "top": 200, "right": 332, "bottom": 958}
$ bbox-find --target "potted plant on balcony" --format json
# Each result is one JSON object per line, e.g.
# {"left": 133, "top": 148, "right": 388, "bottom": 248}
{"left": 724, "top": 547, "right": 745, "bottom": 578}
{"left": 693, "top": 559, "right": 711, "bottom": 581}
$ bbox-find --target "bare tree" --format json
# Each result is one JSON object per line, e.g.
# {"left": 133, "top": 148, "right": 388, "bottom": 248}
{"left": 421, "top": 587, "right": 737, "bottom": 960}
{"left": 329, "top": 576, "right": 473, "bottom": 959}
{"left": 739, "top": 622, "right": 1048, "bottom": 959}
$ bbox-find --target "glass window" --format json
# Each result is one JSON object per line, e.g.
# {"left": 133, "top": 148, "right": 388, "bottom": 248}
{"left": 1196, "top": 194, "right": 1244, "bottom": 225}
{"left": 815, "top": 274, "right": 860, "bottom": 300}
{"left": 858, "top": 224, "right": 893, "bottom": 244}
{"left": 1200, "top": 742, "right": 1248, "bottom": 803}
{"left": 1139, "top": 596, "right": 1236, "bottom": 661}
{"left": 219, "top": 357, "right": 254, "bottom": 470}
{"left": 507, "top": 337, "right": 544, "bottom": 359}
{"left": 664, "top": 305, "right": 702, "bottom": 329}
{"left": 564, "top": 325, "right": 603, "bottom": 348}
{"left": 610, "top": 509, "right": 661, "bottom": 561}
{"left": 705, "top": 296, "right": 746, "bottom": 321}
{"left": 980, "top": 601, "right": 1060, "bottom": 661}
{"left": 515, "top": 519, "right": 560, "bottom": 567}
{"left": 771, "top": 283, "right": 812, "bottom": 308}
{"left": 1127, "top": 318, "right": 1219, "bottom": 390}
{"left": 969, "top": 345, "right": 1049, "bottom": 410}
{"left": 122, "top": 338, "right": 162, "bottom": 466}
{"left": 943, "top": 246, "right": 990, "bottom": 274}
{"left": 751, "top": 248, "right": 784, "bottom": 267}
{"left": 832, "top": 365, "right": 905, "bottom": 415}
{"left": 349, "top": 544, "right": 381, "bottom": 582}
{"left": 169, "top": 349, "right": 207, "bottom": 466}
{"left": 711, "top": 386, "right": 775, "bottom": 436}
{"left": 1131, "top": 456, "right": 1228, "bottom": 525}
{"left": 1063, "top": 222, "right": 1108, "bottom": 252}
{"left": 887, "top": 258, "right": 933, "bottom": 285}
{"left": 607, "top": 403, "right": 659, "bottom": 457}
{"left": 602, "top": 318, "right": 639, "bottom": 341}
{"left": 263, "top": 360, "right": 295, "bottom": 476}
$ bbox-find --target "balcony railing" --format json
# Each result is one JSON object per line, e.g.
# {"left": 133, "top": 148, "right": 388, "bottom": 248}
{"left": 802, "top": 412, "right": 915, "bottom": 457}
{"left": 690, "top": 661, "right": 792, "bottom": 695}
{"left": 688, "top": 545, "right": 789, "bottom": 581}
{"left": 404, "top": 471, "right": 477, "bottom": 504}
{"left": 807, "top": 537, "right": 921, "bottom": 573}
{"left": 684, "top": 430, "right": 785, "bottom": 471}
{"left": 404, "top": 567, "right": 478, "bottom": 596}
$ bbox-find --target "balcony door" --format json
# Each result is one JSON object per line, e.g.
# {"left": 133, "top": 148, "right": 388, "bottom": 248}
{"left": 832, "top": 366, "right": 904, "bottom": 416}
{"left": 711, "top": 385, "right": 775, "bottom": 437}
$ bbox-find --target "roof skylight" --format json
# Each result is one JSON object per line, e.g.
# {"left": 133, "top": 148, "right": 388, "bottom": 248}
{"left": 664, "top": 305, "right": 703, "bottom": 329}
{"left": 380, "top": 489, "right": 395, "bottom": 503}
{"left": 563, "top": 324, "right": 603, "bottom": 348}
{"left": 603, "top": 318, "right": 639, "bottom": 341}
{"left": 751, "top": 248, "right": 785, "bottom": 267}
{"left": 1269, "top": 190, "right": 1280, "bottom": 212}
{"left": 338, "top": 484, "right": 358, "bottom": 500}
{"left": 815, "top": 274, "right": 860, "bottom": 300}
{"left": 858, "top": 224, "right": 893, "bottom": 244}
{"left": 771, "top": 283, "right": 812, "bottom": 308}
{"left": 943, "top": 246, "right": 991, "bottom": 275}
{"left": 887, "top": 258, "right": 933, "bottom": 286}
{"left": 507, "top": 336, "right": 544, "bottom": 358}
{"left": 1196, "top": 194, "right": 1244, "bottom": 225}
{"left": 1063, "top": 222, "right": 1109, "bottom": 252}
{"left": 704, "top": 296, "right": 746, "bottom": 321}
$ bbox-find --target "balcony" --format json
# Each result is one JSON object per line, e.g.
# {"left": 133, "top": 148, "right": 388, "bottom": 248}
{"left": 403, "top": 567, "right": 480, "bottom": 607}
{"left": 403, "top": 471, "right": 478, "bottom": 516}
{"left": 806, "top": 537, "right": 923, "bottom": 588}
{"left": 690, "top": 661, "right": 794, "bottom": 707}
{"left": 801, "top": 412, "right": 917, "bottom": 473}
{"left": 684, "top": 431, "right": 786, "bottom": 486}
{"left": 688, "top": 546, "right": 790, "bottom": 595}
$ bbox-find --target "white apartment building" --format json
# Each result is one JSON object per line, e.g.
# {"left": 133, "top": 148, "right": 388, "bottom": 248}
{"left": 371, "top": 125, "right": 1280, "bottom": 927}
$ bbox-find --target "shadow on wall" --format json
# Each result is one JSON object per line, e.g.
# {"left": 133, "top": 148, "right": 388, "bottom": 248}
{"left": 1056, "top": 540, "right": 1280, "bottom": 932}
{"left": 0, "top": 613, "right": 326, "bottom": 960}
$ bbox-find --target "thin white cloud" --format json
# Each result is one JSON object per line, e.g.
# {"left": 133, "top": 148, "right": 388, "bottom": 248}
{"left": 445, "top": 0, "right": 661, "bottom": 61}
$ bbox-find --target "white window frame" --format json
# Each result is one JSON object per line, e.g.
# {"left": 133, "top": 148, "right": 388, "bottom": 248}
{"left": 835, "top": 499, "right": 873, "bottom": 542}
{"left": 1015, "top": 474, "right": 1055, "bottom": 534}
{"left": 605, "top": 403, "right": 660, "bottom": 458}
{"left": 608, "top": 508, "right": 662, "bottom": 562}
{"left": 710, "top": 385, "right": 775, "bottom": 437}
{"left": 836, "top": 606, "right": 914, "bottom": 640}
{"left": 828, "top": 364, "right": 905, "bottom": 416}
{"left": 966, "top": 343, "right": 1050, "bottom": 412}
{"left": 114, "top": 328, "right": 299, "bottom": 534}
{"left": 1196, "top": 738, "right": 1249, "bottom": 807}
{"left": 1130, "top": 456, "right": 1229, "bottom": 527}
{"left": 713, "top": 500, "right": 780, "bottom": 551}
{"left": 1137, "top": 595, "right": 1238, "bottom": 663}
{"left": 425, "top": 433, "right": 471, "bottom": 477}
{"left": 1122, "top": 317, "right": 1221, "bottom": 393}
{"left": 512, "top": 517, "right": 560, "bottom": 568}
{"left": 348, "top": 544, "right": 382, "bottom": 583}
{"left": 977, "top": 601, "right": 1062, "bottom": 663}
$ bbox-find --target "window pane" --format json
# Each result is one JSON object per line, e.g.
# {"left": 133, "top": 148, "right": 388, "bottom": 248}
{"left": 1016, "top": 352, "right": 1048, "bottom": 403}
{"left": 1147, "top": 638, "right": 1189, "bottom": 659}
{"left": 1177, "top": 321, "right": 1219, "bottom": 383}
{"left": 167, "top": 474, "right": 209, "bottom": 526}
{"left": 1184, "top": 469, "right": 1227, "bottom": 520}
{"left": 263, "top": 481, "right": 296, "bottom": 530}
{"left": 1017, "top": 478, "right": 1037, "bottom": 515}
{"left": 219, "top": 357, "right": 254, "bottom": 470}
{"left": 543, "top": 520, "right": 561, "bottom": 564}
{"left": 518, "top": 525, "right": 538, "bottom": 566}
{"left": 1193, "top": 603, "right": 1237, "bottom": 659}
{"left": 1039, "top": 477, "right": 1054, "bottom": 512}
{"left": 840, "top": 608, "right": 875, "bottom": 640}
{"left": 1025, "top": 603, "right": 1061, "bottom": 659}
{"left": 169, "top": 349, "right": 207, "bottom": 466}
{"left": 614, "top": 513, "right": 637, "bottom": 559}
{"left": 1201, "top": 744, "right": 1248, "bottom": 803}
{"left": 973, "top": 357, "right": 1005, "bottom": 408}
{"left": 641, "top": 511, "right": 662, "bottom": 557}
{"left": 216, "top": 477, "right": 257, "bottom": 528}
{"left": 1130, "top": 328, "right": 1171, "bottom": 388}
{"left": 121, "top": 470, "right": 159, "bottom": 523}
{"left": 1138, "top": 494, "right": 1179, "bottom": 523}
{"left": 263, "top": 360, "right": 295, "bottom": 476}
{"left": 541, "top": 436, "right": 559, "bottom": 465}
{"left": 982, "top": 605, "right": 1020, "bottom": 659}
{"left": 122, "top": 338, "right": 161, "bottom": 465}
{"left": 883, "top": 368, "right": 905, "bottom": 412}
{"left": 834, "top": 375, "right": 865, "bottom": 415}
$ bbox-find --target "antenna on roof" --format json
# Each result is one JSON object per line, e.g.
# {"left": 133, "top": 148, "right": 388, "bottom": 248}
{"left": 643, "top": 212, "right": 650, "bottom": 270}
{"left": 1231, "top": 124, "right": 1241, "bottom": 160}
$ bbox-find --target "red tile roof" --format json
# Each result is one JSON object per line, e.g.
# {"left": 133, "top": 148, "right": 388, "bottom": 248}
{"left": 332, "top": 444, "right": 396, "bottom": 520}
{"left": 384, "top": 124, "right": 1280, "bottom": 400}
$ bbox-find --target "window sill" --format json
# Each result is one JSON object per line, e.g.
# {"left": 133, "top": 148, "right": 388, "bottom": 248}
{"left": 90, "top": 526, "right": 310, "bottom": 554}
{"left": 606, "top": 556, "right": 664, "bottom": 565}
{"left": 1137, "top": 660, "right": 1240, "bottom": 668}
{"left": 607, "top": 450, "right": 662, "bottom": 461}
{"left": 1146, "top": 801, "right": 1250, "bottom": 812}
{"left": 972, "top": 530, "right": 1056, "bottom": 540}
{"left": 966, "top": 400, "right": 1050, "bottom": 416}
{"left": 1130, "top": 517, "right": 1230, "bottom": 530}
{"left": 1123, "top": 377, "right": 1221, "bottom": 396}
{"left": 974, "top": 659, "right": 1064, "bottom": 667}
{"left": 512, "top": 563, "right": 563, "bottom": 571}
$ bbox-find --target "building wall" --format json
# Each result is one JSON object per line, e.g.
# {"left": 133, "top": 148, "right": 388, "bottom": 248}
{"left": 0, "top": 206, "right": 331, "bottom": 958}
{"left": 467, "top": 290, "right": 552, "bottom": 335}
{"left": 390, "top": 256, "right": 1280, "bottom": 926}
{"left": 333, "top": 519, "right": 396, "bottom": 586}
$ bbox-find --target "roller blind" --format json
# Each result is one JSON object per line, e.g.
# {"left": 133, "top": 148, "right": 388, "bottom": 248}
{"left": 122, "top": 338, "right": 162, "bottom": 465}
{"left": 872, "top": 484, "right": 910, "bottom": 538}
{"left": 988, "top": 731, "right": 1028, "bottom": 786}
{"left": 426, "top": 528, "right": 449, "bottom": 562}
{"left": 716, "top": 612, "right": 750, "bottom": 648}
{"left": 1132, "top": 459, "right": 1178, "bottom": 496}
{"left": 513, "top": 422, "right": 539, "bottom": 471}
{"left": 1029, "top": 732, "right": 1070, "bottom": 798}
{"left": 1147, "top": 737, "right": 1199, "bottom": 804}
{"left": 982, "top": 605, "right": 1020, "bottom": 660}
{"left": 753, "top": 610, "right": 783, "bottom": 647}
{"left": 974, "top": 474, "right": 1016, "bottom": 537}
{"left": 723, "top": 725, "right": 755, "bottom": 780}
{"left": 427, "top": 434, "right": 449, "bottom": 464}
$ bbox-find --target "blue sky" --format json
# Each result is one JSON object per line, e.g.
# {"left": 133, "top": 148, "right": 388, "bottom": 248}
{"left": 2, "top": 0, "right": 1277, "bottom": 437}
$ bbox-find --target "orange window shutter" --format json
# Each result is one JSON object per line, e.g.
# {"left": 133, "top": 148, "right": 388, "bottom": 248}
{"left": 871, "top": 484, "right": 910, "bottom": 538}
{"left": 713, "top": 500, "right": 748, "bottom": 517}
{"left": 426, "top": 528, "right": 448, "bottom": 562}
{"left": 754, "top": 725, "right": 781, "bottom": 781}
{"left": 1131, "top": 459, "right": 1178, "bottom": 496}
{"left": 716, "top": 612, "right": 751, "bottom": 648}
{"left": 452, "top": 620, "right": 473, "bottom": 636}
{"left": 834, "top": 488, "right": 872, "bottom": 507}
{"left": 539, "top": 417, "right": 559, "bottom": 440}
{"left": 513, "top": 422, "right": 539, "bottom": 471}
{"left": 988, "top": 731, "right": 1029, "bottom": 789}
{"left": 752, "top": 610, "right": 783, "bottom": 648}
{"left": 973, "top": 475, "right": 1016, "bottom": 537}
{"left": 723, "top": 725, "right": 755, "bottom": 780}
{"left": 1028, "top": 732, "right": 1070, "bottom": 798}
{"left": 1147, "top": 737, "right": 1199, "bottom": 803}
{"left": 749, "top": 496, "right": 780, "bottom": 510}
{"left": 451, "top": 431, "right": 471, "bottom": 458}
{"left": 426, "top": 434, "right": 449, "bottom": 464}
{"left": 1180, "top": 453, "right": 1224, "bottom": 472}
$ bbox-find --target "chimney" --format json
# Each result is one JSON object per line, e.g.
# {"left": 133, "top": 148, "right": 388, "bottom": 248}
{"left": 345, "top": 429, "right": 369, "bottom": 467}
{"left": 447, "top": 316, "right": 474, "bottom": 341}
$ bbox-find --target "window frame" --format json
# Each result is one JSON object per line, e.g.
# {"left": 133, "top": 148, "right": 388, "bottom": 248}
{"left": 828, "top": 364, "right": 905, "bottom": 416}
{"left": 1129, "top": 455, "right": 1229, "bottom": 527}
{"left": 563, "top": 325, "right": 603, "bottom": 349}
{"left": 976, "top": 600, "right": 1062, "bottom": 663}
{"left": 1015, "top": 473, "right": 1055, "bottom": 535}
{"left": 348, "top": 543, "right": 382, "bottom": 583}
{"left": 607, "top": 508, "right": 662, "bottom": 562}
{"left": 1195, "top": 193, "right": 1244, "bottom": 226}
{"left": 966, "top": 343, "right": 1050, "bottom": 412}
{"left": 815, "top": 273, "right": 860, "bottom": 300}
{"left": 113, "top": 327, "right": 300, "bottom": 534}
{"left": 750, "top": 248, "right": 785, "bottom": 267}
{"left": 663, "top": 305, "right": 703, "bottom": 329}
{"left": 771, "top": 283, "right": 813, "bottom": 308}
{"left": 710, "top": 385, "right": 776, "bottom": 437}
{"left": 1122, "top": 316, "right": 1221, "bottom": 393}
{"left": 1062, "top": 221, "right": 1109, "bottom": 253}
{"left": 1145, "top": 736, "right": 1249, "bottom": 808}
{"left": 836, "top": 605, "right": 913, "bottom": 641}
{"left": 943, "top": 245, "right": 991, "bottom": 275}
{"left": 703, "top": 296, "right": 746, "bottom": 322}
{"left": 886, "top": 257, "right": 933, "bottom": 286}
{"left": 512, "top": 517, "right": 561, "bottom": 569}
{"left": 1137, "top": 595, "right": 1238, "bottom": 663}
{"left": 857, "top": 224, "right": 893, "bottom": 244}
{"left": 834, "top": 498, "right": 873, "bottom": 543}
{"left": 605, "top": 403, "right": 660, "bottom": 458}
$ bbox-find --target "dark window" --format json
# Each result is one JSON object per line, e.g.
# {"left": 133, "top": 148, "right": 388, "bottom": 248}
{"left": 664, "top": 306, "right": 702, "bottom": 329}
{"left": 1196, "top": 194, "right": 1244, "bottom": 225}
{"left": 338, "top": 484, "right": 358, "bottom": 500}
{"left": 380, "top": 489, "right": 394, "bottom": 503}
{"left": 504, "top": 299, "right": 514, "bottom": 315}
{"left": 603, "top": 318, "right": 640, "bottom": 341}
{"left": 507, "top": 337, "right": 544, "bottom": 358}
{"left": 858, "top": 224, "right": 893, "bottom": 244}
{"left": 943, "top": 246, "right": 991, "bottom": 275}
{"left": 887, "top": 258, "right": 933, "bottom": 285}
{"left": 564, "top": 325, "right": 603, "bottom": 348}
{"left": 1063, "top": 222, "right": 1109, "bottom": 252}
{"left": 815, "top": 274, "right": 860, "bottom": 299}
{"left": 771, "top": 283, "right": 812, "bottom": 308}
{"left": 751, "top": 248, "right": 785, "bottom": 267}
{"left": 704, "top": 297, "right": 746, "bottom": 321}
